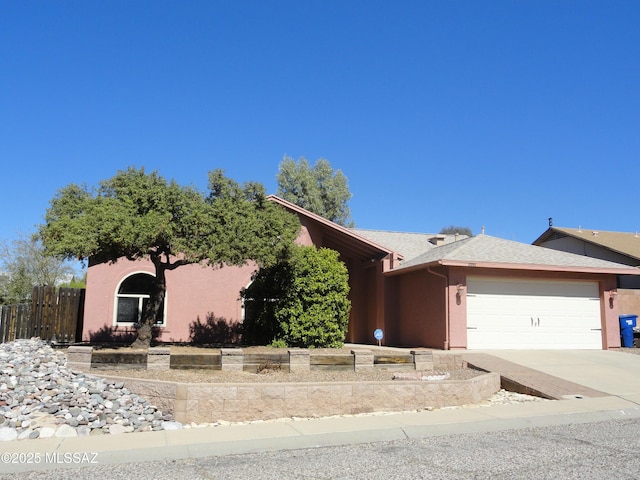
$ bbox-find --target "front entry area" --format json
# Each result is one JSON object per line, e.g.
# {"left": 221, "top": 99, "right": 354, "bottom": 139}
{"left": 466, "top": 277, "right": 603, "bottom": 349}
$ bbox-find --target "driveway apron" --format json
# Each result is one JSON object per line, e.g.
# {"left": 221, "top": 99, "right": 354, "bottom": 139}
{"left": 473, "top": 349, "right": 640, "bottom": 403}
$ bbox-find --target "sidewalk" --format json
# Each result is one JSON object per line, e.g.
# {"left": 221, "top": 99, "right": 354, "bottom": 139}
{"left": 3, "top": 350, "right": 640, "bottom": 473}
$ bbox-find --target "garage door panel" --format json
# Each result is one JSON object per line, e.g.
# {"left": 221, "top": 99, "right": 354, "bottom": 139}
{"left": 466, "top": 277, "right": 603, "bottom": 350}
{"left": 468, "top": 327, "right": 603, "bottom": 349}
{"left": 468, "top": 278, "right": 599, "bottom": 298}
{"left": 468, "top": 312, "right": 536, "bottom": 329}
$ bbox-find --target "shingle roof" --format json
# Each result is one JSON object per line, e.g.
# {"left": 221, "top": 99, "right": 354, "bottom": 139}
{"left": 392, "top": 234, "right": 640, "bottom": 274}
{"left": 268, "top": 195, "right": 639, "bottom": 275}
{"left": 534, "top": 227, "right": 640, "bottom": 261}
{"left": 351, "top": 229, "right": 466, "bottom": 262}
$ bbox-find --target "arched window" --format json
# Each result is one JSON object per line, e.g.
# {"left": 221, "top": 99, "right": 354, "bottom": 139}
{"left": 115, "top": 273, "right": 165, "bottom": 326}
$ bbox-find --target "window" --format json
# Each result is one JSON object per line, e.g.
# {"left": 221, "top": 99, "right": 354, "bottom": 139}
{"left": 115, "top": 273, "right": 165, "bottom": 326}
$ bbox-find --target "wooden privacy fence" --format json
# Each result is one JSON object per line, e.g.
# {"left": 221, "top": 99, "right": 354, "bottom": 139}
{"left": 0, "top": 286, "right": 85, "bottom": 344}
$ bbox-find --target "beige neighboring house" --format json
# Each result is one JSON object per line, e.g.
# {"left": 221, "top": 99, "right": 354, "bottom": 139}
{"left": 534, "top": 227, "right": 640, "bottom": 316}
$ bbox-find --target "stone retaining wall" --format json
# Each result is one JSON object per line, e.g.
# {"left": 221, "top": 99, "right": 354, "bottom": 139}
{"left": 68, "top": 346, "right": 466, "bottom": 373}
{"left": 102, "top": 372, "right": 501, "bottom": 423}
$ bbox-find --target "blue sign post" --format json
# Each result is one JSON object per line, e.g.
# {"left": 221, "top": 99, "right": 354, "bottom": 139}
{"left": 373, "top": 328, "right": 384, "bottom": 347}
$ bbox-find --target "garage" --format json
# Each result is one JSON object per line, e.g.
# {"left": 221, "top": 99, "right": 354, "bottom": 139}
{"left": 466, "top": 276, "right": 603, "bottom": 349}
{"left": 385, "top": 234, "right": 635, "bottom": 350}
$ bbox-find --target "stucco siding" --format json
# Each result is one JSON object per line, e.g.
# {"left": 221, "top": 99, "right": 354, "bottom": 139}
{"left": 83, "top": 259, "right": 257, "bottom": 343}
{"left": 389, "top": 266, "right": 621, "bottom": 350}
{"left": 619, "top": 289, "right": 640, "bottom": 324}
{"left": 344, "top": 258, "right": 366, "bottom": 343}
{"left": 390, "top": 270, "right": 446, "bottom": 348}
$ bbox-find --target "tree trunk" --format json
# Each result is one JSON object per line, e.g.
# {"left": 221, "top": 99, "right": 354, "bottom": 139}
{"left": 131, "top": 261, "right": 167, "bottom": 349}
{"left": 132, "top": 322, "right": 153, "bottom": 349}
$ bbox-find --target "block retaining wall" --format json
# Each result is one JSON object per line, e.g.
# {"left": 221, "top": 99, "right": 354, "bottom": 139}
{"left": 68, "top": 346, "right": 490, "bottom": 424}
{"left": 67, "top": 346, "right": 466, "bottom": 373}
{"left": 100, "top": 372, "right": 501, "bottom": 424}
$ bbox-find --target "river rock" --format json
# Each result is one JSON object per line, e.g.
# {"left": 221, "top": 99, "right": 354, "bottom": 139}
{"left": 108, "top": 424, "right": 127, "bottom": 435}
{"left": 161, "top": 421, "right": 183, "bottom": 430}
{"left": 0, "top": 427, "right": 18, "bottom": 441}
{"left": 55, "top": 424, "right": 78, "bottom": 438}
{"left": 0, "top": 339, "right": 175, "bottom": 441}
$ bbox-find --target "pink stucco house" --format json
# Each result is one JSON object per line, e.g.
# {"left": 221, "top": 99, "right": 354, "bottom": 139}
{"left": 83, "top": 196, "right": 640, "bottom": 350}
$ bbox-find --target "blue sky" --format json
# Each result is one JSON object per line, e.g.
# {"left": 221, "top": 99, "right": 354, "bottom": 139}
{"left": 1, "top": 0, "right": 639, "bottom": 248}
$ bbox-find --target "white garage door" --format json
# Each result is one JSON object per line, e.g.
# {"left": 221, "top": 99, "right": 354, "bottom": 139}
{"left": 466, "top": 277, "right": 603, "bottom": 349}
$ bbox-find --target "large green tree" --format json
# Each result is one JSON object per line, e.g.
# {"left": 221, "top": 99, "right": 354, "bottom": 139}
{"left": 0, "top": 232, "right": 75, "bottom": 304}
{"left": 40, "top": 167, "right": 300, "bottom": 348}
{"left": 276, "top": 156, "right": 354, "bottom": 227}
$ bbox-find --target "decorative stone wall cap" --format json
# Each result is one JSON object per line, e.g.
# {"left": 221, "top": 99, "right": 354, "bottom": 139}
{"left": 392, "top": 371, "right": 451, "bottom": 381}
{"left": 411, "top": 349, "right": 433, "bottom": 355}
{"left": 220, "top": 348, "right": 243, "bottom": 356}
{"left": 67, "top": 346, "right": 93, "bottom": 353}
{"left": 287, "top": 349, "right": 310, "bottom": 354}
{"left": 148, "top": 347, "right": 171, "bottom": 355}
{"left": 351, "top": 349, "right": 372, "bottom": 354}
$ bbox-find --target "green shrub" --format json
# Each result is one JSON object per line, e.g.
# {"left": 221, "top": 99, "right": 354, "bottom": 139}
{"left": 276, "top": 246, "right": 350, "bottom": 348}
{"left": 269, "top": 339, "right": 288, "bottom": 348}
{"left": 242, "top": 245, "right": 351, "bottom": 348}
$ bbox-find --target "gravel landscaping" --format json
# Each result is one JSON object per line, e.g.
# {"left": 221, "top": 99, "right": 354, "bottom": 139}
{"left": 0, "top": 339, "right": 177, "bottom": 441}
{"left": 0, "top": 339, "right": 549, "bottom": 441}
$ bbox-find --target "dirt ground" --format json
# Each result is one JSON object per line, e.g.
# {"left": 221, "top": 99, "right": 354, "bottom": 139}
{"left": 91, "top": 344, "right": 480, "bottom": 384}
{"left": 101, "top": 366, "right": 482, "bottom": 384}
{"left": 94, "top": 344, "right": 411, "bottom": 355}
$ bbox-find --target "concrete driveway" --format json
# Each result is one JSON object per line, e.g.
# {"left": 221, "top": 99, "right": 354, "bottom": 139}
{"left": 477, "top": 349, "right": 640, "bottom": 402}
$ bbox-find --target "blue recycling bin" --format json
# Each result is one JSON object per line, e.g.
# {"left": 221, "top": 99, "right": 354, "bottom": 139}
{"left": 619, "top": 314, "right": 637, "bottom": 348}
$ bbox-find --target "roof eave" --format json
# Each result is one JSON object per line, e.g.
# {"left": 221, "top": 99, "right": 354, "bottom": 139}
{"left": 438, "top": 259, "right": 640, "bottom": 275}
{"left": 534, "top": 227, "right": 640, "bottom": 263}
{"left": 267, "top": 194, "right": 400, "bottom": 258}
{"left": 384, "top": 260, "right": 443, "bottom": 276}
{"left": 385, "top": 259, "right": 640, "bottom": 276}
{"left": 531, "top": 227, "right": 555, "bottom": 245}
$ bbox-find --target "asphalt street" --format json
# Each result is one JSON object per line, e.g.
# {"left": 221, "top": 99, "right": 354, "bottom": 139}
{"left": 3, "top": 417, "right": 639, "bottom": 480}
